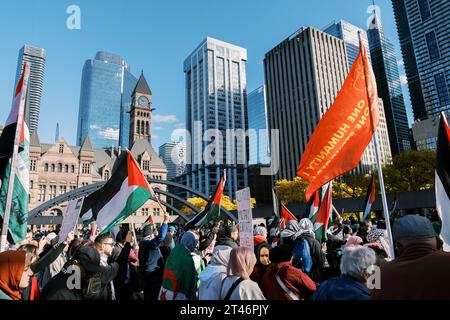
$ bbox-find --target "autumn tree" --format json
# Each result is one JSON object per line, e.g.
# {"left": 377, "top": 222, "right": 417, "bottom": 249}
{"left": 180, "top": 195, "right": 256, "bottom": 214}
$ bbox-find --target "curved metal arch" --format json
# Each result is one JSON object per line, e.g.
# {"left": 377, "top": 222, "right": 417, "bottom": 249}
{"left": 28, "top": 179, "right": 237, "bottom": 224}
{"left": 148, "top": 179, "right": 236, "bottom": 222}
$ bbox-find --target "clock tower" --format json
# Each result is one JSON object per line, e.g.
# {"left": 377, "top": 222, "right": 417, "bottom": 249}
{"left": 129, "top": 71, "right": 153, "bottom": 146}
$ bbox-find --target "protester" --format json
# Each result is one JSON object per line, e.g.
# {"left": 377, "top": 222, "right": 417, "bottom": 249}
{"left": 161, "top": 226, "right": 177, "bottom": 260}
{"left": 342, "top": 225, "right": 353, "bottom": 242}
{"left": 312, "top": 246, "right": 376, "bottom": 300}
{"left": 198, "top": 245, "right": 232, "bottom": 300}
{"left": 0, "top": 251, "right": 33, "bottom": 300}
{"left": 159, "top": 230, "right": 200, "bottom": 300}
{"left": 281, "top": 218, "right": 326, "bottom": 282}
{"left": 220, "top": 247, "right": 266, "bottom": 300}
{"left": 40, "top": 246, "right": 103, "bottom": 300}
{"left": 250, "top": 242, "right": 271, "bottom": 285}
{"left": 262, "top": 244, "right": 316, "bottom": 300}
{"left": 372, "top": 215, "right": 450, "bottom": 300}
{"left": 356, "top": 221, "right": 372, "bottom": 244}
{"left": 253, "top": 226, "right": 268, "bottom": 247}
{"left": 138, "top": 213, "right": 169, "bottom": 300}
{"left": 216, "top": 225, "right": 239, "bottom": 249}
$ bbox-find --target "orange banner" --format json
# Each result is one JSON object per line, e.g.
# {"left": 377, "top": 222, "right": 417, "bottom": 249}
{"left": 297, "top": 41, "right": 379, "bottom": 201}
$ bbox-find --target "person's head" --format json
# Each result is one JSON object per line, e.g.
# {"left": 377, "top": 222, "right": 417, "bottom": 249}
{"left": 227, "top": 247, "right": 257, "bottom": 279}
{"left": 18, "top": 244, "right": 38, "bottom": 264}
{"left": 168, "top": 226, "right": 177, "bottom": 235}
{"left": 142, "top": 224, "right": 156, "bottom": 239}
{"left": 94, "top": 233, "right": 115, "bottom": 257}
{"left": 269, "top": 244, "right": 293, "bottom": 264}
{"left": 255, "top": 243, "right": 271, "bottom": 266}
{"left": 181, "top": 231, "right": 199, "bottom": 252}
{"left": 377, "top": 220, "right": 386, "bottom": 230}
{"left": 340, "top": 246, "right": 376, "bottom": 283}
{"left": 225, "top": 225, "right": 239, "bottom": 241}
{"left": 0, "top": 250, "right": 33, "bottom": 300}
{"left": 253, "top": 226, "right": 267, "bottom": 239}
{"left": 71, "top": 246, "right": 103, "bottom": 280}
{"left": 343, "top": 225, "right": 353, "bottom": 236}
{"left": 345, "top": 235, "right": 364, "bottom": 247}
{"left": 26, "top": 228, "right": 33, "bottom": 242}
{"left": 360, "top": 221, "right": 372, "bottom": 233}
{"left": 210, "top": 245, "right": 232, "bottom": 267}
{"left": 393, "top": 215, "right": 438, "bottom": 255}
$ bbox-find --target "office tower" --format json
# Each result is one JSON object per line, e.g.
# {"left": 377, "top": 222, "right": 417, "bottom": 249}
{"left": 392, "top": 0, "right": 450, "bottom": 120}
{"left": 159, "top": 142, "right": 186, "bottom": 180}
{"left": 76, "top": 51, "right": 137, "bottom": 148}
{"left": 15, "top": 45, "right": 46, "bottom": 134}
{"left": 184, "top": 37, "right": 248, "bottom": 199}
{"left": 367, "top": 15, "right": 411, "bottom": 154}
{"left": 264, "top": 27, "right": 391, "bottom": 182}
{"left": 247, "top": 85, "right": 270, "bottom": 166}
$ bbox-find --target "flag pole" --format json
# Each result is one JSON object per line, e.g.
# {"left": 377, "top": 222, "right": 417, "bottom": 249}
{"left": 358, "top": 32, "right": 395, "bottom": 259}
{"left": 0, "top": 63, "right": 30, "bottom": 252}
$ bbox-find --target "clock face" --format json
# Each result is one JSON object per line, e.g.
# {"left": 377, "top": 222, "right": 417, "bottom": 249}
{"left": 138, "top": 96, "right": 149, "bottom": 107}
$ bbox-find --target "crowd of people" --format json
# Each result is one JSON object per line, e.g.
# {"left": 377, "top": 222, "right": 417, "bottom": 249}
{"left": 1, "top": 211, "right": 450, "bottom": 301}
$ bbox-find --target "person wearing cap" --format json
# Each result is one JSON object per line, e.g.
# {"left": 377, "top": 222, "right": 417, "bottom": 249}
{"left": 216, "top": 224, "right": 239, "bottom": 249}
{"left": 138, "top": 213, "right": 170, "bottom": 300}
{"left": 261, "top": 244, "right": 316, "bottom": 300}
{"left": 372, "top": 214, "right": 450, "bottom": 300}
{"left": 161, "top": 226, "right": 177, "bottom": 260}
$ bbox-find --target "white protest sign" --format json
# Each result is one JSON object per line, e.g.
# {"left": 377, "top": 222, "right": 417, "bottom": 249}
{"left": 236, "top": 187, "right": 254, "bottom": 249}
{"left": 58, "top": 197, "right": 84, "bottom": 244}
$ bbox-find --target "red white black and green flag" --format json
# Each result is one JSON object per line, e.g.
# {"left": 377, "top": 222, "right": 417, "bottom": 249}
{"left": 313, "top": 182, "right": 333, "bottom": 243}
{"left": 80, "top": 150, "right": 157, "bottom": 233}
{"left": 184, "top": 171, "right": 226, "bottom": 230}
{"left": 0, "top": 64, "right": 30, "bottom": 244}
{"left": 361, "top": 173, "right": 376, "bottom": 222}
{"left": 279, "top": 202, "right": 297, "bottom": 229}
{"left": 435, "top": 112, "right": 450, "bottom": 248}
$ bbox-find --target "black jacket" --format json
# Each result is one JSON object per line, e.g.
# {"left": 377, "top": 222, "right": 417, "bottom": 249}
{"left": 298, "top": 234, "right": 326, "bottom": 283}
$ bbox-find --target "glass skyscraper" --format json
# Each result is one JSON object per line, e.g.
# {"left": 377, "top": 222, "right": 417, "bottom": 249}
{"left": 368, "top": 15, "right": 411, "bottom": 155}
{"left": 184, "top": 37, "right": 248, "bottom": 199}
{"left": 15, "top": 45, "right": 46, "bottom": 134}
{"left": 247, "top": 85, "right": 270, "bottom": 166}
{"left": 76, "top": 51, "right": 137, "bottom": 148}
{"left": 323, "top": 21, "right": 393, "bottom": 171}
{"left": 392, "top": 0, "right": 450, "bottom": 120}
{"left": 323, "top": 20, "right": 372, "bottom": 68}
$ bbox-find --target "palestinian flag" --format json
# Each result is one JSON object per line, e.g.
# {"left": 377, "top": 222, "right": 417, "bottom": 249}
{"left": 140, "top": 214, "right": 154, "bottom": 230}
{"left": 0, "top": 64, "right": 27, "bottom": 180}
{"left": 279, "top": 202, "right": 297, "bottom": 229}
{"left": 361, "top": 173, "right": 376, "bottom": 222}
{"left": 184, "top": 172, "right": 226, "bottom": 230}
{"left": 309, "top": 183, "right": 330, "bottom": 224}
{"left": 159, "top": 244, "right": 197, "bottom": 300}
{"left": 314, "top": 182, "right": 333, "bottom": 243}
{"left": 0, "top": 64, "right": 30, "bottom": 244}
{"left": 0, "top": 122, "right": 30, "bottom": 244}
{"left": 435, "top": 112, "right": 450, "bottom": 248}
{"left": 80, "top": 150, "right": 157, "bottom": 234}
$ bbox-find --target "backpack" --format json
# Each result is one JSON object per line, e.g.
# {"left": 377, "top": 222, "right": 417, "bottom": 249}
{"left": 292, "top": 238, "right": 313, "bottom": 273}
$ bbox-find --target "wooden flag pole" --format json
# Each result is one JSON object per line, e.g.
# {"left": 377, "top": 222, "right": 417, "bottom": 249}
{"left": 358, "top": 32, "right": 395, "bottom": 259}
{"left": 0, "top": 63, "right": 30, "bottom": 252}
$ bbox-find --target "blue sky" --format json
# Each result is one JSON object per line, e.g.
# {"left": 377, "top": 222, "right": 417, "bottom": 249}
{"left": 0, "top": 0, "right": 413, "bottom": 150}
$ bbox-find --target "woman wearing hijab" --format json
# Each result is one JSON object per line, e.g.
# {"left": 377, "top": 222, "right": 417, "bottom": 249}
{"left": 198, "top": 245, "right": 232, "bottom": 300}
{"left": 220, "top": 247, "right": 266, "bottom": 300}
{"left": 250, "top": 243, "right": 271, "bottom": 286}
{"left": 0, "top": 251, "right": 33, "bottom": 300}
{"left": 281, "top": 218, "right": 326, "bottom": 283}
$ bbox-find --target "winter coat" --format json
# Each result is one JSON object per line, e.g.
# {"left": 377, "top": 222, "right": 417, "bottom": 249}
{"left": 261, "top": 262, "right": 317, "bottom": 300}
{"left": 312, "top": 275, "right": 371, "bottom": 300}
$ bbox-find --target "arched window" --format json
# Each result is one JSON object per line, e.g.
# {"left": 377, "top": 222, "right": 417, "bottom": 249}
{"left": 51, "top": 164, "right": 55, "bottom": 172}
{"left": 137, "top": 120, "right": 141, "bottom": 134}
{"left": 58, "top": 163, "right": 62, "bottom": 172}
{"left": 146, "top": 122, "right": 149, "bottom": 135}
{"left": 141, "top": 120, "right": 145, "bottom": 134}
{"left": 65, "top": 165, "right": 69, "bottom": 173}
{"left": 44, "top": 163, "right": 49, "bottom": 172}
